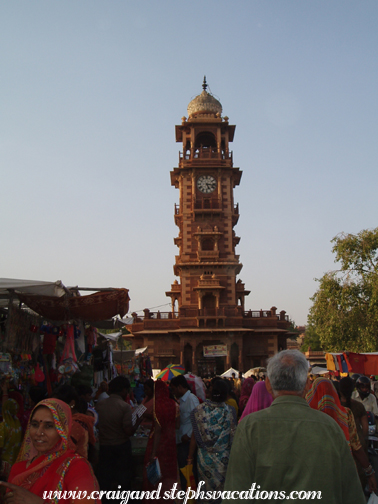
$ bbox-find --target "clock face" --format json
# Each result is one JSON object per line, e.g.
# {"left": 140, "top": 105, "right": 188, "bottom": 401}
{"left": 197, "top": 175, "right": 217, "bottom": 194}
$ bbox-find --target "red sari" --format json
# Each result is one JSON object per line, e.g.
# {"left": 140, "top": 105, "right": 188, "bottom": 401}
{"left": 8, "top": 398, "right": 100, "bottom": 504}
{"left": 143, "top": 381, "right": 178, "bottom": 502}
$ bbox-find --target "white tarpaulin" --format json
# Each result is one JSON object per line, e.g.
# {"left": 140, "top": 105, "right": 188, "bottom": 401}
{"left": 244, "top": 367, "right": 266, "bottom": 378}
{"left": 311, "top": 366, "right": 329, "bottom": 375}
{"left": 221, "top": 367, "right": 241, "bottom": 378}
{"left": 99, "top": 331, "right": 122, "bottom": 341}
{"left": 135, "top": 347, "right": 148, "bottom": 355}
{"left": 0, "top": 278, "right": 66, "bottom": 308}
{"left": 0, "top": 278, "right": 66, "bottom": 297}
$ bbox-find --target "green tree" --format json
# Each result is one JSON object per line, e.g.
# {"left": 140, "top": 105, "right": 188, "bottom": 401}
{"left": 300, "top": 324, "right": 323, "bottom": 352}
{"left": 309, "top": 228, "right": 378, "bottom": 352}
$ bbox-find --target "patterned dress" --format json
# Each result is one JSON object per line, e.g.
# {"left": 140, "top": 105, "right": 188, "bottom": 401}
{"left": 191, "top": 400, "right": 237, "bottom": 503}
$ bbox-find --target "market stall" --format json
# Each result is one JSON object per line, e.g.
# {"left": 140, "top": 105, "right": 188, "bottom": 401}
{"left": 325, "top": 351, "right": 378, "bottom": 375}
{"left": 0, "top": 278, "right": 130, "bottom": 405}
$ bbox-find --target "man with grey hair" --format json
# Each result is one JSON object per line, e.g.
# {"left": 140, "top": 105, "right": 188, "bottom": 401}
{"left": 223, "top": 350, "right": 365, "bottom": 503}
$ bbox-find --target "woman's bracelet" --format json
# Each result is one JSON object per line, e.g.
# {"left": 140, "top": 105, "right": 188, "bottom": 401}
{"left": 364, "top": 464, "right": 375, "bottom": 477}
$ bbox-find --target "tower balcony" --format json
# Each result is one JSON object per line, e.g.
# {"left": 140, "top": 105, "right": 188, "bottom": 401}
{"left": 179, "top": 148, "right": 233, "bottom": 167}
{"left": 197, "top": 250, "right": 220, "bottom": 261}
{"left": 194, "top": 199, "right": 220, "bottom": 210}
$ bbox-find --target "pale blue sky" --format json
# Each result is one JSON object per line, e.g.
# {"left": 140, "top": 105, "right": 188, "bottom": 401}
{"left": 2, "top": 1, "right": 377, "bottom": 325}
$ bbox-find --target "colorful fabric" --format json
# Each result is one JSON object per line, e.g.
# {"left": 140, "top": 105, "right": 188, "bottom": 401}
{"left": 8, "top": 398, "right": 100, "bottom": 503}
{"left": 342, "top": 353, "right": 353, "bottom": 372}
{"left": 306, "top": 377, "right": 350, "bottom": 443}
{"left": 336, "top": 355, "right": 343, "bottom": 373}
{"left": 340, "top": 355, "right": 349, "bottom": 373}
{"left": 155, "top": 364, "right": 185, "bottom": 381}
{"left": 363, "top": 355, "right": 378, "bottom": 375}
{"left": 239, "top": 381, "right": 273, "bottom": 421}
{"left": 348, "top": 353, "right": 366, "bottom": 374}
{"left": 325, "top": 353, "right": 336, "bottom": 371}
{"left": 225, "top": 397, "right": 239, "bottom": 416}
{"left": 9, "top": 454, "right": 100, "bottom": 503}
{"left": 0, "top": 399, "right": 22, "bottom": 476}
{"left": 238, "top": 378, "right": 255, "bottom": 414}
{"left": 191, "top": 400, "right": 237, "bottom": 503}
{"left": 61, "top": 325, "right": 77, "bottom": 362}
{"left": 333, "top": 355, "right": 339, "bottom": 371}
{"left": 71, "top": 413, "right": 96, "bottom": 458}
{"left": 143, "top": 381, "right": 178, "bottom": 501}
{"left": 346, "top": 408, "right": 361, "bottom": 452}
{"left": 13, "top": 398, "right": 74, "bottom": 485}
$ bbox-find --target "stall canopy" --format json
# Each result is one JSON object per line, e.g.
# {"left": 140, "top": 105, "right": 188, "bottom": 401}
{"left": 0, "top": 278, "right": 66, "bottom": 306}
{"left": 0, "top": 278, "right": 130, "bottom": 322}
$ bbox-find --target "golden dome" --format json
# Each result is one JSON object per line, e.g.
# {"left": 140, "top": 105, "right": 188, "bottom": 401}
{"left": 187, "top": 77, "right": 222, "bottom": 118}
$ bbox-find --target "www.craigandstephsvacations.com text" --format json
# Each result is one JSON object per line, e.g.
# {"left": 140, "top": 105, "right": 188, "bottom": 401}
{"left": 43, "top": 482, "right": 323, "bottom": 502}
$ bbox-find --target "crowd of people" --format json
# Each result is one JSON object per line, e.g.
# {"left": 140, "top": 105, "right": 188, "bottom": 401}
{"left": 0, "top": 351, "right": 377, "bottom": 503}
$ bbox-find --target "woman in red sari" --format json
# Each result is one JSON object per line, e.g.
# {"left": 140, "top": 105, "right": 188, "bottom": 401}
{"left": 143, "top": 381, "right": 179, "bottom": 502}
{"left": 1, "top": 398, "right": 100, "bottom": 504}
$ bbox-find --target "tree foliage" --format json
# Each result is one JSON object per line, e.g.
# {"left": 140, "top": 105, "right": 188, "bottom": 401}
{"left": 300, "top": 324, "right": 323, "bottom": 352}
{"left": 309, "top": 228, "right": 378, "bottom": 352}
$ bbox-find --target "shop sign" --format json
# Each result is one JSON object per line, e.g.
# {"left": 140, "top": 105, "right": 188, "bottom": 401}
{"left": 203, "top": 345, "right": 227, "bottom": 357}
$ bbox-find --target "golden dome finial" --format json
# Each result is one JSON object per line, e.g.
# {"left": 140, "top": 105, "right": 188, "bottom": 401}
{"left": 202, "top": 76, "right": 208, "bottom": 92}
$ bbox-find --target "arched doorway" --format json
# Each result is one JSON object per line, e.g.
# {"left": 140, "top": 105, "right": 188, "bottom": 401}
{"left": 184, "top": 343, "right": 192, "bottom": 373}
{"left": 202, "top": 294, "right": 216, "bottom": 310}
{"left": 195, "top": 341, "right": 225, "bottom": 377}
{"left": 230, "top": 342, "right": 239, "bottom": 370}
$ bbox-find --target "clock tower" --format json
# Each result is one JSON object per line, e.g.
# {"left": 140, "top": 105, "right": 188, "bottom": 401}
{"left": 166, "top": 77, "right": 249, "bottom": 321}
{"left": 128, "top": 79, "right": 290, "bottom": 376}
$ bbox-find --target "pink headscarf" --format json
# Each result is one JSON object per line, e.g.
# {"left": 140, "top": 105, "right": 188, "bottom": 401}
{"left": 238, "top": 378, "right": 255, "bottom": 413}
{"left": 239, "top": 381, "right": 273, "bottom": 421}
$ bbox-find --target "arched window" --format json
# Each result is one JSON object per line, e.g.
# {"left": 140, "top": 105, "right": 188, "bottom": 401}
{"left": 195, "top": 131, "right": 216, "bottom": 150}
{"left": 202, "top": 239, "right": 214, "bottom": 251}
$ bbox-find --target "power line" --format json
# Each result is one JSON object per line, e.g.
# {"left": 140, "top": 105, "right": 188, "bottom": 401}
{"left": 131, "top": 302, "right": 172, "bottom": 314}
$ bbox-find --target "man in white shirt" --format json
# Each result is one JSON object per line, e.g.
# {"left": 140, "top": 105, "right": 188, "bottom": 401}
{"left": 170, "top": 374, "right": 199, "bottom": 489}
{"left": 352, "top": 375, "right": 378, "bottom": 416}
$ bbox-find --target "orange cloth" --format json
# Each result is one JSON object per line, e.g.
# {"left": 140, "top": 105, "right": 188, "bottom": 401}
{"left": 348, "top": 353, "right": 366, "bottom": 374}
{"left": 363, "top": 355, "right": 378, "bottom": 376}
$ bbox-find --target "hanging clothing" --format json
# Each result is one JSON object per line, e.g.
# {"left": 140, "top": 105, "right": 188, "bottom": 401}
{"left": 325, "top": 353, "right": 336, "bottom": 371}
{"left": 0, "top": 399, "right": 22, "bottom": 478}
{"left": 348, "top": 353, "right": 366, "bottom": 374}
{"left": 8, "top": 398, "right": 100, "bottom": 503}
{"left": 191, "top": 400, "right": 237, "bottom": 503}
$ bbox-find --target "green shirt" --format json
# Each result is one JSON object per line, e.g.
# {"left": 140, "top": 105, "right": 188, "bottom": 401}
{"left": 223, "top": 395, "right": 365, "bottom": 503}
